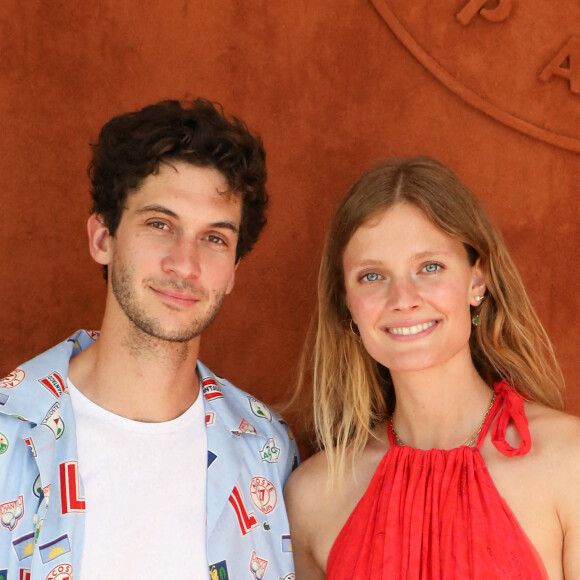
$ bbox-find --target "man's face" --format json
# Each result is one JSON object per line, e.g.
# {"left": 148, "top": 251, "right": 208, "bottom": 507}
{"left": 93, "top": 161, "right": 241, "bottom": 343}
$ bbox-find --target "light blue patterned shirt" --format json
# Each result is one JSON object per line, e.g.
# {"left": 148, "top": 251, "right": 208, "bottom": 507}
{"left": 0, "top": 330, "right": 298, "bottom": 580}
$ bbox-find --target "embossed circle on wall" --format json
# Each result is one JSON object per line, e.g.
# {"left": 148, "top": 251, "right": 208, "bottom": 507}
{"left": 371, "top": 0, "right": 580, "bottom": 153}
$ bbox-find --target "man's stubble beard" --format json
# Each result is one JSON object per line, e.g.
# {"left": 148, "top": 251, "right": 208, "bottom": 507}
{"left": 110, "top": 259, "right": 225, "bottom": 344}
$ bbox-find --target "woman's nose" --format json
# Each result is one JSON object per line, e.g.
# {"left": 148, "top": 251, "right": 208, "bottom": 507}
{"left": 387, "top": 277, "right": 422, "bottom": 312}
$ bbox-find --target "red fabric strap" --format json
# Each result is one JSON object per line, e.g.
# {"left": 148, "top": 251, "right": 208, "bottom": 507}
{"left": 491, "top": 380, "right": 531, "bottom": 457}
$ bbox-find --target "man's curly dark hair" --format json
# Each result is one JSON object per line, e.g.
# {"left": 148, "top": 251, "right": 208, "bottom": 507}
{"left": 89, "top": 98, "right": 268, "bottom": 277}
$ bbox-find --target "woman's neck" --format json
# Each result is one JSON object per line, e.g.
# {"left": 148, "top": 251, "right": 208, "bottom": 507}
{"left": 390, "top": 363, "right": 494, "bottom": 450}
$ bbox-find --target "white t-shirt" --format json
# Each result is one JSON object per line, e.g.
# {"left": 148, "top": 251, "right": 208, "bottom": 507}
{"left": 68, "top": 379, "right": 208, "bottom": 579}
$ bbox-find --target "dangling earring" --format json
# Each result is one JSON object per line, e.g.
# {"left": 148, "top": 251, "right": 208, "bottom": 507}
{"left": 472, "top": 295, "right": 485, "bottom": 326}
{"left": 349, "top": 320, "right": 361, "bottom": 342}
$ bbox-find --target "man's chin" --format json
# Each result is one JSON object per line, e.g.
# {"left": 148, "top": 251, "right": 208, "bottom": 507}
{"left": 121, "top": 298, "right": 224, "bottom": 345}
{"left": 135, "top": 324, "right": 204, "bottom": 344}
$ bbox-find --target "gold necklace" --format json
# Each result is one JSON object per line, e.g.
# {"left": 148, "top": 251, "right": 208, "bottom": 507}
{"left": 390, "top": 392, "right": 497, "bottom": 448}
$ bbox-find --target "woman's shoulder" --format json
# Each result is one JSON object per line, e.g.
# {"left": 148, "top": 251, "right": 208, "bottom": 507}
{"left": 286, "top": 421, "right": 390, "bottom": 497}
{"left": 522, "top": 402, "right": 580, "bottom": 500}
{"left": 284, "top": 425, "right": 391, "bottom": 574}
{"left": 285, "top": 447, "right": 330, "bottom": 500}
{"left": 485, "top": 400, "right": 580, "bottom": 495}
{"left": 525, "top": 402, "right": 580, "bottom": 456}
{"left": 524, "top": 403, "right": 580, "bottom": 573}
{"left": 284, "top": 446, "right": 342, "bottom": 547}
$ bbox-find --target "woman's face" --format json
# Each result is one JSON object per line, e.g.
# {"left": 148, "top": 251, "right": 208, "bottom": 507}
{"left": 342, "top": 202, "right": 485, "bottom": 376}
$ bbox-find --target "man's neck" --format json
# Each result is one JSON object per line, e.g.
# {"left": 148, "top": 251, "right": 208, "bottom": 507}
{"left": 68, "top": 320, "right": 201, "bottom": 423}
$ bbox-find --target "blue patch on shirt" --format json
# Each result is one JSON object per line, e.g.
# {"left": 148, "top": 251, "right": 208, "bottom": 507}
{"left": 209, "top": 559, "right": 229, "bottom": 580}
{"left": 39, "top": 533, "right": 71, "bottom": 563}
{"left": 12, "top": 532, "right": 35, "bottom": 561}
{"left": 208, "top": 450, "right": 218, "bottom": 468}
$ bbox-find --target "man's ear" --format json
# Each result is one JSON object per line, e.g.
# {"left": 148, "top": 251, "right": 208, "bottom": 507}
{"left": 470, "top": 258, "right": 487, "bottom": 306}
{"left": 225, "top": 261, "right": 239, "bottom": 295}
{"left": 87, "top": 214, "right": 112, "bottom": 266}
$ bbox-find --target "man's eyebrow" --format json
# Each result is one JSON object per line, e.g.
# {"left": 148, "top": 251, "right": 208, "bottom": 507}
{"left": 135, "top": 204, "right": 178, "bottom": 218}
{"left": 211, "top": 221, "right": 239, "bottom": 235}
{"left": 135, "top": 205, "right": 239, "bottom": 235}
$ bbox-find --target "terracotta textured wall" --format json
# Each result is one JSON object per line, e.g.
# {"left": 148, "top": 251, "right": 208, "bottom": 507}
{"left": 1, "top": 0, "right": 578, "bottom": 452}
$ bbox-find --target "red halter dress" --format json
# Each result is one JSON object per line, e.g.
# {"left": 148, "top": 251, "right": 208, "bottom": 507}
{"left": 327, "top": 380, "right": 549, "bottom": 579}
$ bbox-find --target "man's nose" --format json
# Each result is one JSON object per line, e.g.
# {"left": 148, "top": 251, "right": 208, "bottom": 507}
{"left": 162, "top": 238, "right": 202, "bottom": 279}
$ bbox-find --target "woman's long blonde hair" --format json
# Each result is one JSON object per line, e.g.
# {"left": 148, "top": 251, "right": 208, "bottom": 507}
{"left": 304, "top": 156, "right": 564, "bottom": 480}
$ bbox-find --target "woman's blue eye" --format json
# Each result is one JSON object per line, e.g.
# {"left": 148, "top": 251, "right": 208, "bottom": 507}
{"left": 362, "top": 272, "right": 381, "bottom": 282}
{"left": 423, "top": 263, "right": 441, "bottom": 273}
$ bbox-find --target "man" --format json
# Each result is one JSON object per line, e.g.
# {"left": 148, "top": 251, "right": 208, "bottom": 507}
{"left": 0, "top": 100, "right": 298, "bottom": 579}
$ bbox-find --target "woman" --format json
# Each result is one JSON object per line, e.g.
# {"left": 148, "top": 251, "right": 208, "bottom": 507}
{"left": 285, "top": 156, "right": 580, "bottom": 579}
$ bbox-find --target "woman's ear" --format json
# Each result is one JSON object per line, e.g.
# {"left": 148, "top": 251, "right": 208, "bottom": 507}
{"left": 470, "top": 258, "right": 487, "bottom": 306}
{"left": 87, "top": 214, "right": 112, "bottom": 266}
{"left": 345, "top": 300, "right": 356, "bottom": 324}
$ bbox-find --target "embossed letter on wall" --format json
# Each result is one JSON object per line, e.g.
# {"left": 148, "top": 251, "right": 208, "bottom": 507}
{"left": 370, "top": 0, "right": 580, "bottom": 152}
{"left": 540, "top": 36, "right": 580, "bottom": 95}
{"left": 456, "top": 0, "right": 511, "bottom": 26}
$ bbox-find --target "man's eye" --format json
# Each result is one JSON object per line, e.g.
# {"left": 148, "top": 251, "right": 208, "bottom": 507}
{"left": 149, "top": 221, "right": 168, "bottom": 230}
{"left": 207, "top": 235, "right": 226, "bottom": 245}
{"left": 361, "top": 272, "right": 381, "bottom": 282}
{"left": 423, "top": 263, "right": 441, "bottom": 273}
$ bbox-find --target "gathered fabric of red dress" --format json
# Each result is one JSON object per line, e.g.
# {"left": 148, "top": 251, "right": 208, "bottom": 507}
{"left": 327, "top": 380, "right": 549, "bottom": 579}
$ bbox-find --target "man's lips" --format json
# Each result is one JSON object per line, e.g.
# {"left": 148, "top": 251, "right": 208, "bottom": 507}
{"left": 151, "top": 287, "right": 202, "bottom": 306}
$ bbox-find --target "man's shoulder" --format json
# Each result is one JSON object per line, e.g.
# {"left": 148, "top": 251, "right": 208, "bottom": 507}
{"left": 197, "top": 361, "right": 282, "bottom": 418}
{"left": 0, "top": 410, "right": 31, "bottom": 437}
{"left": 2, "top": 330, "right": 96, "bottom": 383}
{"left": 0, "top": 330, "right": 94, "bottom": 423}
{"left": 197, "top": 361, "right": 298, "bottom": 449}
